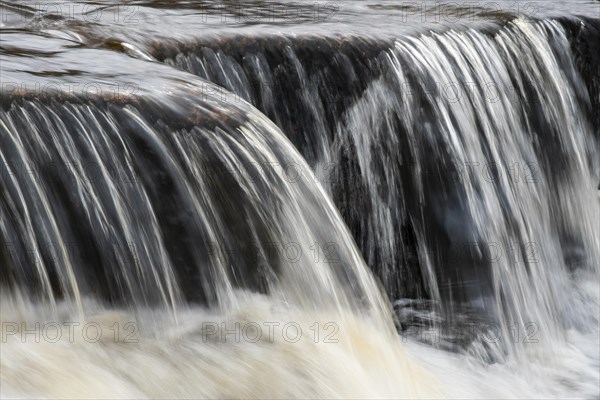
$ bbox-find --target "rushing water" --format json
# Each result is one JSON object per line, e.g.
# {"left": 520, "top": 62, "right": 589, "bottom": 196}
{"left": 1, "top": 1, "right": 599, "bottom": 399}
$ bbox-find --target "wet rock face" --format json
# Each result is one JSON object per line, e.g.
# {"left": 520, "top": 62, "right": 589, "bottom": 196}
{"left": 3, "top": 19, "right": 597, "bottom": 321}
{"left": 153, "top": 35, "right": 431, "bottom": 301}
{"left": 0, "top": 95, "right": 255, "bottom": 306}
{"left": 152, "top": 23, "right": 599, "bottom": 319}
{"left": 153, "top": 35, "right": 392, "bottom": 162}
{"left": 559, "top": 16, "right": 600, "bottom": 138}
{"left": 152, "top": 34, "right": 505, "bottom": 305}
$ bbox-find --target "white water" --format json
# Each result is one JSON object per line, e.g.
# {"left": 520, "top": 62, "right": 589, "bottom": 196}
{"left": 2, "top": 274, "right": 598, "bottom": 398}
{"left": 1, "top": 293, "right": 441, "bottom": 399}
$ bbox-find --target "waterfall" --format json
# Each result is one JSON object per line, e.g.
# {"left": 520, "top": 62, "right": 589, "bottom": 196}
{"left": 1, "top": 1, "right": 599, "bottom": 398}
{"left": 161, "top": 18, "right": 599, "bottom": 355}
{"left": 0, "top": 93, "right": 391, "bottom": 318}
{"left": 0, "top": 30, "right": 440, "bottom": 398}
{"left": 342, "top": 18, "right": 599, "bottom": 357}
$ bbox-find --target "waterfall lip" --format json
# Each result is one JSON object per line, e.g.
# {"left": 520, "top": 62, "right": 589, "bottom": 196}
{"left": 2, "top": 0, "right": 599, "bottom": 38}
{"left": 0, "top": 30, "right": 272, "bottom": 131}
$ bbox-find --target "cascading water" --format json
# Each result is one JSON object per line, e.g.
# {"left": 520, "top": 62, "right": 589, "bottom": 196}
{"left": 1, "top": 36, "right": 436, "bottom": 398}
{"left": 1, "top": 1, "right": 599, "bottom": 399}
{"left": 390, "top": 18, "right": 599, "bottom": 347}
